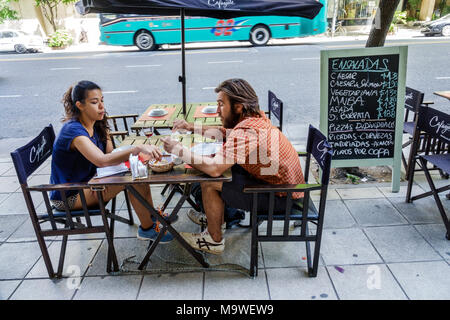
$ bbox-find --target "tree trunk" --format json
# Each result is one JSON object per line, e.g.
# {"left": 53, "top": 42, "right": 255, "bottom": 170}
{"left": 366, "top": 0, "right": 400, "bottom": 47}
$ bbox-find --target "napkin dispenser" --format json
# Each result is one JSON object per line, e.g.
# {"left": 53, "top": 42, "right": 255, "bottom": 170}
{"left": 129, "top": 154, "right": 148, "bottom": 180}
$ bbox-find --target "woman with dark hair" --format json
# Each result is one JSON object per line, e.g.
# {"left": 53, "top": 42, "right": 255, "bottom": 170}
{"left": 50, "top": 80, "right": 173, "bottom": 242}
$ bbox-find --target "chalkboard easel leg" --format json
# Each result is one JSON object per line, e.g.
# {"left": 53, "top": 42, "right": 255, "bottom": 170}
{"left": 391, "top": 158, "right": 401, "bottom": 193}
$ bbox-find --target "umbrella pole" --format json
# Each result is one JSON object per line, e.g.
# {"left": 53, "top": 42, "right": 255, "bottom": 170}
{"left": 180, "top": 8, "right": 186, "bottom": 117}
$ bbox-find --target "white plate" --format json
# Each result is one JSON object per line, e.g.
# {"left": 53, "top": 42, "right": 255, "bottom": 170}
{"left": 149, "top": 108, "right": 168, "bottom": 117}
{"left": 190, "top": 143, "right": 222, "bottom": 156}
{"left": 202, "top": 106, "right": 218, "bottom": 114}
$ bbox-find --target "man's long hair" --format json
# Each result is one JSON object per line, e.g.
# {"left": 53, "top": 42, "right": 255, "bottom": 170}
{"left": 215, "top": 79, "right": 261, "bottom": 118}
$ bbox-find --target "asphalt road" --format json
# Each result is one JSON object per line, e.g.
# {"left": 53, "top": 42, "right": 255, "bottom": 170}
{"left": 0, "top": 37, "right": 449, "bottom": 140}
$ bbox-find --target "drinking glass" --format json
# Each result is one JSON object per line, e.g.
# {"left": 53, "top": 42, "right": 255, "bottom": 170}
{"left": 143, "top": 127, "right": 154, "bottom": 138}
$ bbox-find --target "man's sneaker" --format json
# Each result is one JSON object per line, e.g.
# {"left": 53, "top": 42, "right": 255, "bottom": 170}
{"left": 187, "top": 209, "right": 226, "bottom": 233}
{"left": 187, "top": 208, "right": 207, "bottom": 225}
{"left": 180, "top": 230, "right": 225, "bottom": 255}
{"left": 137, "top": 224, "right": 173, "bottom": 243}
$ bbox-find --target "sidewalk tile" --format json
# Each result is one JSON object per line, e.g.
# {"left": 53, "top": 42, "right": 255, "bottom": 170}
{"left": 389, "top": 197, "right": 447, "bottom": 224}
{"left": 344, "top": 199, "right": 408, "bottom": 227}
{"left": 311, "top": 188, "right": 340, "bottom": 201}
{"left": 0, "top": 281, "right": 20, "bottom": 300}
{"left": 139, "top": 272, "right": 203, "bottom": 300}
{"left": 336, "top": 187, "right": 384, "bottom": 200}
{"left": 0, "top": 215, "right": 28, "bottom": 242}
{"left": 388, "top": 261, "right": 450, "bottom": 300}
{"left": 364, "top": 225, "right": 442, "bottom": 263}
{"left": 413, "top": 175, "right": 449, "bottom": 192}
{"left": 321, "top": 229, "right": 383, "bottom": 265}
{"left": 0, "top": 163, "right": 13, "bottom": 176}
{"left": 7, "top": 218, "right": 54, "bottom": 242}
{"left": 0, "top": 192, "right": 44, "bottom": 216}
{"left": 204, "top": 271, "right": 269, "bottom": 300}
{"left": 0, "top": 176, "right": 20, "bottom": 193}
{"left": 266, "top": 267, "right": 337, "bottom": 300}
{"left": 27, "top": 174, "right": 50, "bottom": 186}
{"left": 10, "top": 278, "right": 77, "bottom": 300}
{"left": 74, "top": 275, "right": 142, "bottom": 300}
{"left": 323, "top": 200, "right": 357, "bottom": 229}
{"left": 378, "top": 185, "right": 425, "bottom": 198}
{"left": 0, "top": 193, "right": 9, "bottom": 205}
{"left": 327, "top": 264, "right": 407, "bottom": 300}
{"left": 85, "top": 238, "right": 151, "bottom": 276}
{"left": 414, "top": 224, "right": 450, "bottom": 259}
{"left": 262, "top": 241, "right": 321, "bottom": 268}
{"left": 0, "top": 242, "right": 42, "bottom": 279}
{"left": 27, "top": 239, "right": 102, "bottom": 279}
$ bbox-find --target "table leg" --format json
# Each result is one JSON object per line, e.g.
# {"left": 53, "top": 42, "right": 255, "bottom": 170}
{"left": 96, "top": 190, "right": 119, "bottom": 273}
{"left": 126, "top": 185, "right": 209, "bottom": 269}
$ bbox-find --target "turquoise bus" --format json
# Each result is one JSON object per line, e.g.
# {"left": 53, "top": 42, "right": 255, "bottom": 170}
{"left": 99, "top": 1, "right": 327, "bottom": 51}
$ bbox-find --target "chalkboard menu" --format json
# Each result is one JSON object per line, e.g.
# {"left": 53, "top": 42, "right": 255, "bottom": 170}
{"left": 327, "top": 54, "right": 400, "bottom": 160}
{"left": 320, "top": 46, "right": 408, "bottom": 192}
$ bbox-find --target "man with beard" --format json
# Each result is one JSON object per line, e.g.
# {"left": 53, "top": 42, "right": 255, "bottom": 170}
{"left": 161, "top": 79, "right": 305, "bottom": 254}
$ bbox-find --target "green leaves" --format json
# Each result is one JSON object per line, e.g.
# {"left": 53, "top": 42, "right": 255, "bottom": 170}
{"left": 47, "top": 29, "right": 73, "bottom": 47}
{"left": 0, "top": 0, "right": 19, "bottom": 24}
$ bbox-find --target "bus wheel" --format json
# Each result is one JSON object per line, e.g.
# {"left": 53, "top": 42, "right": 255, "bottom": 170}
{"left": 135, "top": 30, "right": 156, "bottom": 51}
{"left": 250, "top": 25, "right": 270, "bottom": 46}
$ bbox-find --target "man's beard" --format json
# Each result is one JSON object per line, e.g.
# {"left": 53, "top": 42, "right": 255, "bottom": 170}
{"left": 223, "top": 107, "right": 241, "bottom": 129}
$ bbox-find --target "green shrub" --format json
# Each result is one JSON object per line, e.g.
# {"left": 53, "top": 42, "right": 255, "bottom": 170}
{"left": 47, "top": 29, "right": 73, "bottom": 48}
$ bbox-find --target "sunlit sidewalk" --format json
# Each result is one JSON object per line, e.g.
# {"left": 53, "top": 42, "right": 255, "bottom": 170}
{"left": 0, "top": 152, "right": 448, "bottom": 300}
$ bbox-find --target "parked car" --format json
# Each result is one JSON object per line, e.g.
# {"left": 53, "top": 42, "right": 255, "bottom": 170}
{"left": 0, "top": 29, "right": 44, "bottom": 53}
{"left": 421, "top": 13, "right": 450, "bottom": 36}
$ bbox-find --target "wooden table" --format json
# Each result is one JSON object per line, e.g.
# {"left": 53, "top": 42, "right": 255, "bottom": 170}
{"left": 131, "top": 102, "right": 222, "bottom": 134}
{"left": 89, "top": 135, "right": 231, "bottom": 270}
{"left": 118, "top": 133, "right": 217, "bottom": 149}
{"left": 434, "top": 91, "right": 450, "bottom": 100}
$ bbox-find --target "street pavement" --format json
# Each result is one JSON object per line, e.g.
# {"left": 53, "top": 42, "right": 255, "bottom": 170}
{"left": 0, "top": 153, "right": 449, "bottom": 300}
{"left": 0, "top": 28, "right": 449, "bottom": 300}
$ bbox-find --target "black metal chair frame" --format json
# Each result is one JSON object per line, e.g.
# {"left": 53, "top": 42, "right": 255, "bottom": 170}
{"left": 244, "top": 125, "right": 333, "bottom": 278}
{"left": 405, "top": 107, "right": 450, "bottom": 240}
{"left": 10, "top": 124, "right": 131, "bottom": 278}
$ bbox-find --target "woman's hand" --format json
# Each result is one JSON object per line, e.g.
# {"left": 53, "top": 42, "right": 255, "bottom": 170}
{"left": 160, "top": 137, "right": 183, "bottom": 157}
{"left": 134, "top": 145, "right": 162, "bottom": 161}
{"left": 172, "top": 119, "right": 192, "bottom": 132}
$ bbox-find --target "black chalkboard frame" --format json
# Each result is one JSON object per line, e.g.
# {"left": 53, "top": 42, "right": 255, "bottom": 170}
{"left": 319, "top": 46, "right": 408, "bottom": 192}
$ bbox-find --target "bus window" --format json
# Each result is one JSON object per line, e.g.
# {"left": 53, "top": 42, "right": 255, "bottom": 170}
{"left": 98, "top": 1, "right": 327, "bottom": 51}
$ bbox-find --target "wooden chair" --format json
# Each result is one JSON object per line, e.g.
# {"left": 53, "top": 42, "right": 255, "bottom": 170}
{"left": 107, "top": 114, "right": 138, "bottom": 148}
{"left": 405, "top": 107, "right": 450, "bottom": 240}
{"left": 267, "top": 90, "right": 284, "bottom": 132}
{"left": 244, "top": 125, "right": 333, "bottom": 277}
{"left": 10, "top": 125, "right": 124, "bottom": 278}
{"left": 402, "top": 87, "right": 435, "bottom": 180}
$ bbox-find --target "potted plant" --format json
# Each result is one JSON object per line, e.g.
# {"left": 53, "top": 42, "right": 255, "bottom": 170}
{"left": 47, "top": 29, "right": 73, "bottom": 49}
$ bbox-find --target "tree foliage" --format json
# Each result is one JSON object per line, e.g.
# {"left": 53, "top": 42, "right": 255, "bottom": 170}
{"left": 366, "top": 0, "right": 401, "bottom": 47}
{"left": 34, "top": 0, "right": 77, "bottom": 32}
{"left": 0, "top": 0, "right": 19, "bottom": 24}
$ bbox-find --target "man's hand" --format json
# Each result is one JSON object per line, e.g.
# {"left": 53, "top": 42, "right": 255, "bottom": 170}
{"left": 160, "top": 137, "right": 184, "bottom": 157}
{"left": 172, "top": 119, "right": 192, "bottom": 132}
